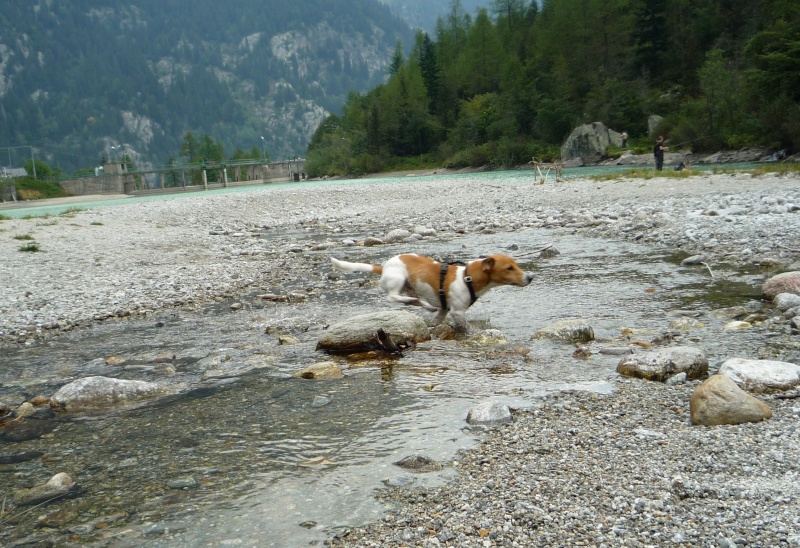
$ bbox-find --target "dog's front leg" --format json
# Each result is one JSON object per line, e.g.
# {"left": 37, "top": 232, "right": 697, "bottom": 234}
{"left": 450, "top": 310, "right": 469, "bottom": 333}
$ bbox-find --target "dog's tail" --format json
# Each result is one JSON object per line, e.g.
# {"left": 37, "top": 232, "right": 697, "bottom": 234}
{"left": 330, "top": 257, "right": 383, "bottom": 275}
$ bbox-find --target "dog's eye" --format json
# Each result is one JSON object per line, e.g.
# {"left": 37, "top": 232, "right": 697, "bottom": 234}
{"left": 507, "top": 266, "right": 514, "bottom": 270}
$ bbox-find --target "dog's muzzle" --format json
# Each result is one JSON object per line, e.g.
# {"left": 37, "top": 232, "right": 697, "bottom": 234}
{"left": 522, "top": 272, "right": 534, "bottom": 286}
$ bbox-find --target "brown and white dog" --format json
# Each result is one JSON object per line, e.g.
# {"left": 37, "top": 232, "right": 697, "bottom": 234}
{"left": 330, "top": 253, "right": 533, "bottom": 330}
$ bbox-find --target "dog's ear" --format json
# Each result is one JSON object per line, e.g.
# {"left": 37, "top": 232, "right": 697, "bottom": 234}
{"left": 481, "top": 257, "right": 495, "bottom": 272}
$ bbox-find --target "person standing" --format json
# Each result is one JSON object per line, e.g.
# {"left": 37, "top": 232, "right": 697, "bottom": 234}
{"left": 653, "top": 135, "right": 668, "bottom": 171}
{"left": 621, "top": 131, "right": 628, "bottom": 148}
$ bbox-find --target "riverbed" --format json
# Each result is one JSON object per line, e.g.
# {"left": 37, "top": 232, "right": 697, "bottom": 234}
{"left": 1, "top": 168, "right": 799, "bottom": 546}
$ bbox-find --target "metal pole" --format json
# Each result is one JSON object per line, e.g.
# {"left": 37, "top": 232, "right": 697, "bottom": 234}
{"left": 31, "top": 146, "right": 37, "bottom": 180}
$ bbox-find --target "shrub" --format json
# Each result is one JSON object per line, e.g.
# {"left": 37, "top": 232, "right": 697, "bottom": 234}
{"left": 18, "top": 241, "right": 40, "bottom": 252}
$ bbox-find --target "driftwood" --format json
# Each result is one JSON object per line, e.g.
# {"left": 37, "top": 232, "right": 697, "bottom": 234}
{"left": 374, "top": 328, "right": 406, "bottom": 356}
{"left": 529, "top": 157, "right": 563, "bottom": 184}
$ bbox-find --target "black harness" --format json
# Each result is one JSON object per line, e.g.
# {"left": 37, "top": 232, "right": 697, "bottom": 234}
{"left": 438, "top": 262, "right": 478, "bottom": 310}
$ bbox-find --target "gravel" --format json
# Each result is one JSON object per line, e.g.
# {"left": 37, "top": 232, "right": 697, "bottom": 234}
{"left": 2, "top": 169, "right": 800, "bottom": 545}
{"left": 330, "top": 378, "right": 800, "bottom": 547}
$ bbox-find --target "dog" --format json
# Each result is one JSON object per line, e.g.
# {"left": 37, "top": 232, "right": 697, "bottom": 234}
{"left": 330, "top": 253, "right": 533, "bottom": 331}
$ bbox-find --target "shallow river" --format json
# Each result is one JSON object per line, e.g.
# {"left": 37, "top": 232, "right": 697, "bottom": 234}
{"left": 0, "top": 171, "right": 781, "bottom": 547}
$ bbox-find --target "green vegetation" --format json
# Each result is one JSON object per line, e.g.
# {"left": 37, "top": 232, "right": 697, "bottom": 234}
{"left": 59, "top": 207, "right": 85, "bottom": 216}
{"left": 307, "top": 0, "right": 800, "bottom": 177}
{"left": 12, "top": 234, "right": 34, "bottom": 240}
{"left": 90, "top": 221, "right": 103, "bottom": 226}
{"left": 18, "top": 242, "right": 41, "bottom": 252}
{"left": 591, "top": 162, "right": 800, "bottom": 181}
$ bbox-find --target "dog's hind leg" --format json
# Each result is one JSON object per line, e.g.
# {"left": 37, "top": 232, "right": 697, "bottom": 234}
{"left": 380, "top": 277, "right": 439, "bottom": 311}
{"left": 430, "top": 307, "right": 449, "bottom": 325}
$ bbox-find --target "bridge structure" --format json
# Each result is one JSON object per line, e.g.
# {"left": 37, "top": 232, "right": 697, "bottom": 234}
{"left": 57, "top": 158, "right": 307, "bottom": 196}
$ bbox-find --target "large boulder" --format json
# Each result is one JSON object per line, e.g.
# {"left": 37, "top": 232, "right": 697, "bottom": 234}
{"left": 718, "top": 358, "right": 800, "bottom": 393}
{"left": 616, "top": 346, "right": 708, "bottom": 382}
{"left": 690, "top": 374, "right": 772, "bottom": 426}
{"left": 50, "top": 376, "right": 166, "bottom": 412}
{"left": 762, "top": 271, "right": 800, "bottom": 300}
{"left": 316, "top": 310, "right": 430, "bottom": 354}
{"left": 561, "top": 122, "right": 622, "bottom": 163}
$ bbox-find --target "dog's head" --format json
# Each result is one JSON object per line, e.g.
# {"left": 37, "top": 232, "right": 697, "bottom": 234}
{"left": 481, "top": 254, "right": 533, "bottom": 287}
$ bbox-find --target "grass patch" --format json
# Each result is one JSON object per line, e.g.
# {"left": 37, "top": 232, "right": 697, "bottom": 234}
{"left": 0, "top": 213, "right": 10, "bottom": 221}
{"left": 591, "top": 162, "right": 800, "bottom": 182}
{"left": 18, "top": 241, "right": 41, "bottom": 252}
{"left": 591, "top": 167, "right": 700, "bottom": 181}
{"left": 59, "top": 207, "right": 85, "bottom": 216}
{"left": 90, "top": 221, "right": 103, "bottom": 226}
{"left": 13, "top": 177, "right": 70, "bottom": 200}
{"left": 13, "top": 234, "right": 34, "bottom": 240}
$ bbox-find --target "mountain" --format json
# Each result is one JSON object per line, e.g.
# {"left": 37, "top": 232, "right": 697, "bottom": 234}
{"left": 0, "top": 0, "right": 414, "bottom": 173}
{"left": 379, "top": 0, "right": 488, "bottom": 31}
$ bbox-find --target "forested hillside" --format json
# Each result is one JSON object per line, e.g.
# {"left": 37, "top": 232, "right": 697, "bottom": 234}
{"left": 0, "top": 0, "right": 413, "bottom": 173}
{"left": 306, "top": 0, "right": 800, "bottom": 177}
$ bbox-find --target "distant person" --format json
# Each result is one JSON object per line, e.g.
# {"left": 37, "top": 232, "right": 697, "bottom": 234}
{"left": 653, "top": 135, "right": 668, "bottom": 171}
{"left": 621, "top": 131, "right": 628, "bottom": 148}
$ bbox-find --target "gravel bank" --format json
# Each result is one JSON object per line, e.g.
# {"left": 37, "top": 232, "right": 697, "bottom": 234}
{"left": 330, "top": 378, "right": 800, "bottom": 547}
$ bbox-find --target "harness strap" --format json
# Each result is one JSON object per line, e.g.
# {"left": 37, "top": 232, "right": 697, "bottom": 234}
{"left": 438, "top": 263, "right": 449, "bottom": 309}
{"left": 439, "top": 262, "right": 478, "bottom": 310}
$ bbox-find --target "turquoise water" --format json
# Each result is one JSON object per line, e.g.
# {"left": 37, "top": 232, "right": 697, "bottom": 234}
{"left": 0, "top": 163, "right": 759, "bottom": 219}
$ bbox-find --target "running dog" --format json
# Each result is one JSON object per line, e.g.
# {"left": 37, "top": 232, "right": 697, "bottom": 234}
{"left": 330, "top": 253, "right": 533, "bottom": 330}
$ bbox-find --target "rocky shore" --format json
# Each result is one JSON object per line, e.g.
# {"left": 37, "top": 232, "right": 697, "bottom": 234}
{"left": 330, "top": 378, "right": 800, "bottom": 547}
{"left": 2, "top": 168, "right": 800, "bottom": 546}
{"left": 2, "top": 169, "right": 799, "bottom": 348}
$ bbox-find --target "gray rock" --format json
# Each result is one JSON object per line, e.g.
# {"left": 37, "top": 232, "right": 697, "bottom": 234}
{"left": 50, "top": 376, "right": 166, "bottom": 411}
{"left": 393, "top": 455, "right": 443, "bottom": 472}
{"left": 466, "top": 401, "right": 512, "bottom": 426}
{"left": 666, "top": 372, "right": 687, "bottom": 386}
{"left": 532, "top": 318, "right": 595, "bottom": 342}
{"left": 617, "top": 346, "right": 708, "bottom": 382}
{"left": 561, "top": 122, "right": 621, "bottom": 163}
{"left": 680, "top": 255, "right": 706, "bottom": 266}
{"left": 316, "top": 310, "right": 430, "bottom": 354}
{"left": 774, "top": 292, "right": 800, "bottom": 311}
{"left": 718, "top": 357, "right": 800, "bottom": 393}
{"left": 384, "top": 229, "right": 410, "bottom": 243}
